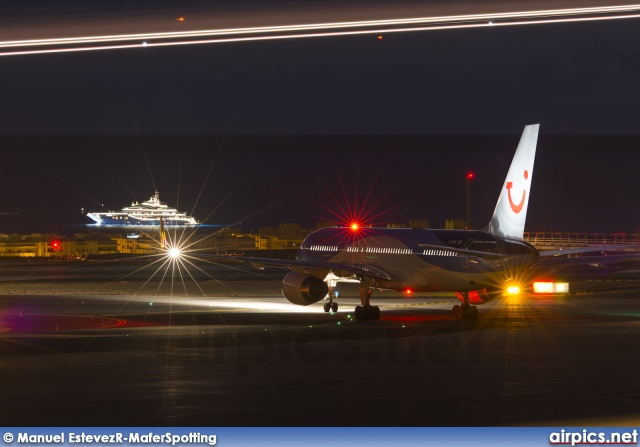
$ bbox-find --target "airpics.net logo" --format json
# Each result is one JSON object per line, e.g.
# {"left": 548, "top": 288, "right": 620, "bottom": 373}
{"left": 549, "top": 429, "right": 638, "bottom": 446}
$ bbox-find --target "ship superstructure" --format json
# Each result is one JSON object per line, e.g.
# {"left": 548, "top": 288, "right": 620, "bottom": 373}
{"left": 87, "top": 192, "right": 197, "bottom": 226}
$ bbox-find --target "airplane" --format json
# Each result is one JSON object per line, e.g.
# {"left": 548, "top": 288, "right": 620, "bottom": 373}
{"left": 218, "top": 124, "right": 542, "bottom": 320}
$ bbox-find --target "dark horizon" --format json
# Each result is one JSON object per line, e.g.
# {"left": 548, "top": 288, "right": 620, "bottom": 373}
{"left": 3, "top": 1, "right": 640, "bottom": 235}
{"left": 2, "top": 1, "right": 640, "bottom": 135}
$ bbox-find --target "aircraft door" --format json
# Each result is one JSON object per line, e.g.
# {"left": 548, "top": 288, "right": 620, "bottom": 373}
{"left": 461, "top": 239, "right": 474, "bottom": 269}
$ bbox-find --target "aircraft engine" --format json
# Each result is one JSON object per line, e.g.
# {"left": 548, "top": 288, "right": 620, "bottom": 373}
{"left": 281, "top": 272, "right": 329, "bottom": 306}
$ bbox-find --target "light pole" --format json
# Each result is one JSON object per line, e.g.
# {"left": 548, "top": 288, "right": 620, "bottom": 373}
{"left": 466, "top": 172, "right": 474, "bottom": 229}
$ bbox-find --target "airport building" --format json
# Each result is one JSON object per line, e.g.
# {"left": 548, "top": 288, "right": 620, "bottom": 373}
{"left": 0, "top": 225, "right": 639, "bottom": 258}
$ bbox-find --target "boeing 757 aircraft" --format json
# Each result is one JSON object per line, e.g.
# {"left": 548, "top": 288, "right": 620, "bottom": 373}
{"left": 227, "top": 124, "right": 548, "bottom": 320}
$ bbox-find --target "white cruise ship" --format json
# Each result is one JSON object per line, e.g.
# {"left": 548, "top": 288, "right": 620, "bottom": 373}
{"left": 86, "top": 192, "right": 198, "bottom": 226}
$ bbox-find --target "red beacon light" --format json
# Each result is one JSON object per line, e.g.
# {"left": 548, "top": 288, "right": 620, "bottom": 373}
{"left": 350, "top": 222, "right": 360, "bottom": 231}
{"left": 466, "top": 172, "right": 475, "bottom": 180}
{"left": 404, "top": 288, "right": 413, "bottom": 296}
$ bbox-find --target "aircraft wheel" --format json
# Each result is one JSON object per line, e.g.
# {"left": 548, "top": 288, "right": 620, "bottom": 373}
{"left": 323, "top": 302, "right": 331, "bottom": 313}
{"left": 456, "top": 305, "right": 478, "bottom": 319}
{"left": 331, "top": 302, "right": 338, "bottom": 312}
{"left": 355, "top": 305, "right": 380, "bottom": 320}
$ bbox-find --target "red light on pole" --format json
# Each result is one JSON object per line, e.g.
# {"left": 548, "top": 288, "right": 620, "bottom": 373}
{"left": 466, "top": 172, "right": 474, "bottom": 229}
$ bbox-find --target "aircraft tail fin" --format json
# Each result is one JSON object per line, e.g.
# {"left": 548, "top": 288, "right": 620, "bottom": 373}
{"left": 484, "top": 124, "right": 539, "bottom": 240}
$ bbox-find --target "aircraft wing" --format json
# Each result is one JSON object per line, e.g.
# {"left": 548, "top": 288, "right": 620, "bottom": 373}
{"left": 533, "top": 252, "right": 640, "bottom": 281}
{"left": 205, "top": 242, "right": 515, "bottom": 281}
{"left": 417, "top": 243, "right": 509, "bottom": 258}
{"left": 537, "top": 244, "right": 640, "bottom": 257}
{"left": 207, "top": 255, "right": 394, "bottom": 281}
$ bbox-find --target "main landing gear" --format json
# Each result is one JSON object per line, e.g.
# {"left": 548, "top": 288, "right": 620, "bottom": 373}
{"left": 355, "top": 282, "right": 380, "bottom": 321}
{"left": 452, "top": 291, "right": 478, "bottom": 319}
{"left": 323, "top": 290, "right": 338, "bottom": 313}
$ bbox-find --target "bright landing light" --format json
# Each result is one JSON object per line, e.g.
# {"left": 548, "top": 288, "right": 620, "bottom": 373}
{"left": 506, "top": 285, "right": 521, "bottom": 295}
{"left": 169, "top": 247, "right": 181, "bottom": 259}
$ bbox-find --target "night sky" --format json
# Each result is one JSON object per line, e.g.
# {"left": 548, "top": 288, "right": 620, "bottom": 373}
{"left": 1, "top": 0, "right": 639, "bottom": 234}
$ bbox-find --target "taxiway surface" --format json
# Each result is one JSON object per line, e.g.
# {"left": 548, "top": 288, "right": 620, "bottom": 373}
{"left": 0, "top": 261, "right": 639, "bottom": 426}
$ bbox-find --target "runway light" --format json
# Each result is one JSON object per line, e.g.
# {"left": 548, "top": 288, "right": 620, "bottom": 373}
{"left": 377, "top": 35, "right": 383, "bottom": 40}
{"left": 533, "top": 282, "right": 553, "bottom": 293}
{"left": 533, "top": 281, "right": 569, "bottom": 294}
{"left": 177, "top": 17, "right": 185, "bottom": 22}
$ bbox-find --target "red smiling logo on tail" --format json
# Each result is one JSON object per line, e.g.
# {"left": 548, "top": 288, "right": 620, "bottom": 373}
{"left": 506, "top": 170, "right": 528, "bottom": 214}
{"left": 487, "top": 124, "right": 538, "bottom": 240}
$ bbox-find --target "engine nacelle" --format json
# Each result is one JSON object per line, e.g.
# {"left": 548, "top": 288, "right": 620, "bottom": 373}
{"left": 282, "top": 272, "right": 329, "bottom": 306}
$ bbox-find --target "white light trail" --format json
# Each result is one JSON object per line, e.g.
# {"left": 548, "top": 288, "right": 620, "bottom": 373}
{"left": 1, "top": 4, "right": 639, "bottom": 56}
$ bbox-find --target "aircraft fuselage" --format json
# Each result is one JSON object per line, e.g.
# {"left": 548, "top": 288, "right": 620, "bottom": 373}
{"left": 298, "top": 227, "right": 538, "bottom": 293}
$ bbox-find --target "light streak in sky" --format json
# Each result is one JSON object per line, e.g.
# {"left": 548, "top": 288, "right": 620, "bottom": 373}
{"left": 1, "top": 4, "right": 640, "bottom": 56}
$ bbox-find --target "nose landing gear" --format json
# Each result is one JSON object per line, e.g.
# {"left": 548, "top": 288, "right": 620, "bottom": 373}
{"left": 323, "top": 290, "right": 339, "bottom": 313}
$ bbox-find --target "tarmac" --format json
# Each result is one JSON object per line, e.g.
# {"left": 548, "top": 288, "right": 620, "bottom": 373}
{"left": 0, "top": 260, "right": 639, "bottom": 426}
